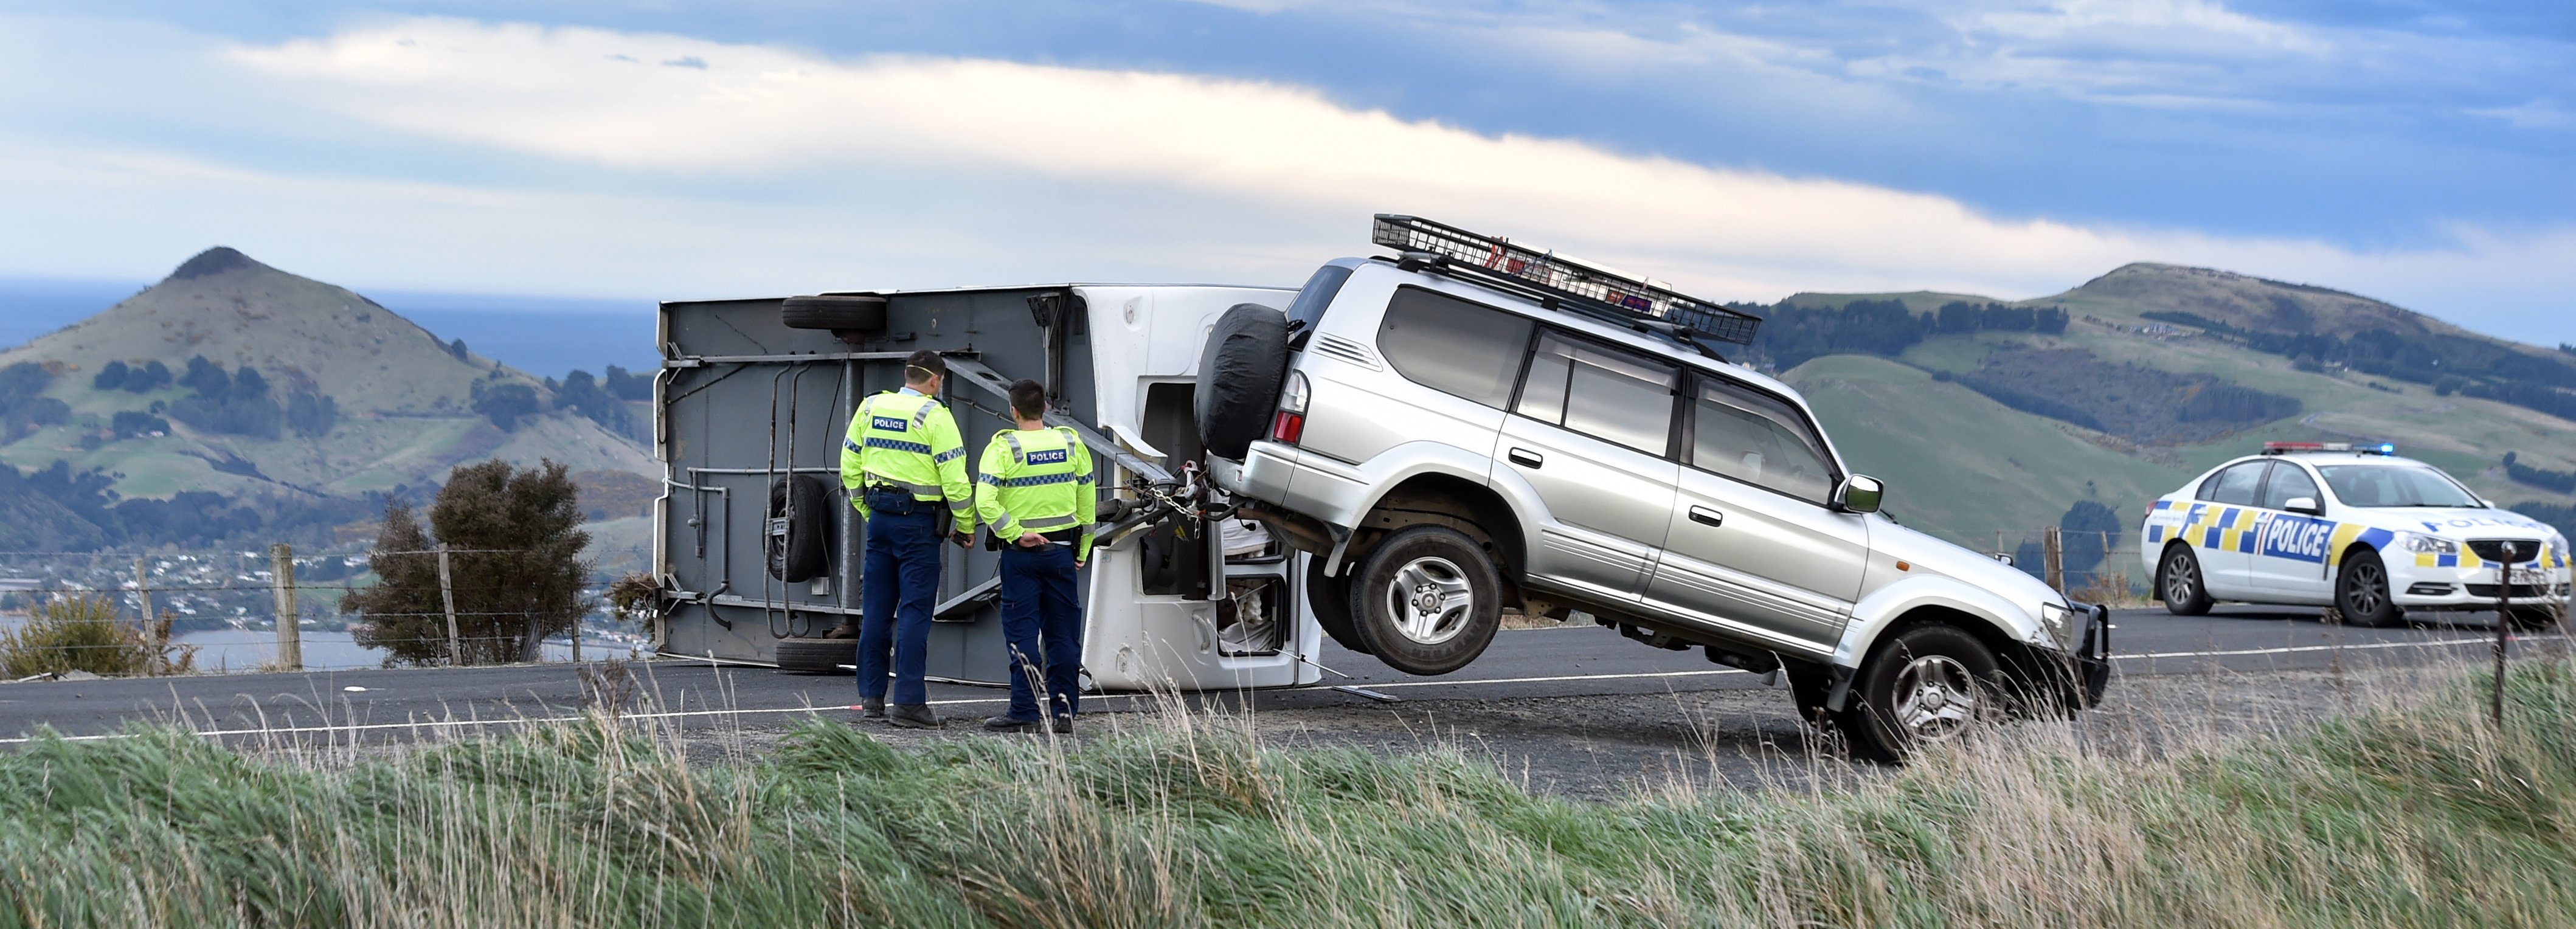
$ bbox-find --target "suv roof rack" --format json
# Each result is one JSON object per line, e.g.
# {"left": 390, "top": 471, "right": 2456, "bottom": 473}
{"left": 1370, "top": 215, "right": 1763, "bottom": 356}
{"left": 2262, "top": 441, "right": 2395, "bottom": 456}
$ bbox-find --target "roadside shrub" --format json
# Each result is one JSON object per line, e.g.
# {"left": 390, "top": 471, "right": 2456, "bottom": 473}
{"left": 0, "top": 593, "right": 194, "bottom": 678}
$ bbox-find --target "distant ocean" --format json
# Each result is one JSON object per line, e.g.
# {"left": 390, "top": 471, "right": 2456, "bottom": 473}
{"left": 0, "top": 277, "right": 660, "bottom": 381}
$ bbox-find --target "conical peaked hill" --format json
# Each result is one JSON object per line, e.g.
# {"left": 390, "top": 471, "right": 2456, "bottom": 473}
{"left": 0, "top": 248, "right": 652, "bottom": 501}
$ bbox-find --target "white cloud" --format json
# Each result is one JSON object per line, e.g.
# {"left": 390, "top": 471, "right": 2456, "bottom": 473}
{"left": 2471, "top": 98, "right": 2576, "bottom": 131}
{"left": 0, "top": 13, "right": 2569, "bottom": 347}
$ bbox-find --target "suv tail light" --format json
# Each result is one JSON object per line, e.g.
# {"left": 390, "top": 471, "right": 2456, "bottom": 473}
{"left": 1270, "top": 371, "right": 1309, "bottom": 445}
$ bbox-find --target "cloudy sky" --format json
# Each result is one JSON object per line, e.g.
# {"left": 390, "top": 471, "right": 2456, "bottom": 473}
{"left": 2, "top": 1, "right": 2571, "bottom": 344}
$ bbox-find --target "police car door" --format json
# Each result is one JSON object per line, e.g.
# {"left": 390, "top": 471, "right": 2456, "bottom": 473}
{"left": 2246, "top": 461, "right": 2336, "bottom": 603}
{"left": 2184, "top": 460, "right": 2270, "bottom": 599}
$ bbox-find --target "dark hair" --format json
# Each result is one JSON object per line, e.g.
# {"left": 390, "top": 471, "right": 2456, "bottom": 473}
{"left": 1008, "top": 378, "right": 1046, "bottom": 420}
{"left": 904, "top": 350, "right": 945, "bottom": 385}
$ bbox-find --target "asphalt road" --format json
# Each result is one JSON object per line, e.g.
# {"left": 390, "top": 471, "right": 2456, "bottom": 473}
{"left": 0, "top": 604, "right": 2526, "bottom": 746}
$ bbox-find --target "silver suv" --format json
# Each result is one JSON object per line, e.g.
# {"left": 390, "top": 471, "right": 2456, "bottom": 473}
{"left": 1197, "top": 215, "right": 2110, "bottom": 759}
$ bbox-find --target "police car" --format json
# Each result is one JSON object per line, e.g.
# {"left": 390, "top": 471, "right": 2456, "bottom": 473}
{"left": 2142, "top": 442, "right": 2574, "bottom": 628}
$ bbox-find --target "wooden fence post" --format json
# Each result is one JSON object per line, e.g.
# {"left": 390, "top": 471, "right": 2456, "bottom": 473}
{"left": 438, "top": 545, "right": 462, "bottom": 665}
{"left": 270, "top": 544, "right": 300, "bottom": 671}
{"left": 2043, "top": 526, "right": 2065, "bottom": 593}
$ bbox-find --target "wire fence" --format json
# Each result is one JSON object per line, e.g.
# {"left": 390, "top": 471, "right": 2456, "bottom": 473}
{"left": 0, "top": 544, "right": 656, "bottom": 679}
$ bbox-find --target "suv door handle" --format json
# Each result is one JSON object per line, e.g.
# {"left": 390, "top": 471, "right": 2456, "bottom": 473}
{"left": 1508, "top": 447, "right": 1543, "bottom": 469}
{"left": 1689, "top": 506, "right": 1724, "bottom": 528}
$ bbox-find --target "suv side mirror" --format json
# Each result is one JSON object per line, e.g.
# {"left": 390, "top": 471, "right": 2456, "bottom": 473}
{"left": 2283, "top": 496, "right": 2323, "bottom": 516}
{"left": 1835, "top": 475, "right": 1885, "bottom": 514}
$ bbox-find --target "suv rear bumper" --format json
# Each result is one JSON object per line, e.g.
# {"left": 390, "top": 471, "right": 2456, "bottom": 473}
{"left": 1211, "top": 441, "right": 1368, "bottom": 530}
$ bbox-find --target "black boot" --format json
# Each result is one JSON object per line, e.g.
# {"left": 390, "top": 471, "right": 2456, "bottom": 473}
{"left": 887, "top": 703, "right": 942, "bottom": 729}
{"left": 858, "top": 696, "right": 885, "bottom": 719}
{"left": 983, "top": 715, "right": 1039, "bottom": 732}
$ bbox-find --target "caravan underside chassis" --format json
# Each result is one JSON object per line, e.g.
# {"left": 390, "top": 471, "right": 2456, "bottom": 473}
{"left": 651, "top": 283, "right": 1322, "bottom": 691}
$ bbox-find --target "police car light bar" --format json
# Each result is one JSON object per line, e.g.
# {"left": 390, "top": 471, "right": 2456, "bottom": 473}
{"left": 1369, "top": 214, "right": 1764, "bottom": 346}
{"left": 2262, "top": 441, "right": 2396, "bottom": 456}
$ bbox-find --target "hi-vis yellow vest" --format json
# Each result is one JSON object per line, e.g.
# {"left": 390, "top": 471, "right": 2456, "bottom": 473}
{"left": 975, "top": 426, "right": 1098, "bottom": 560}
{"left": 840, "top": 390, "right": 973, "bottom": 532}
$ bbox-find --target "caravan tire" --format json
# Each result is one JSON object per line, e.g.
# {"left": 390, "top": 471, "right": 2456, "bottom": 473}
{"left": 781, "top": 295, "right": 887, "bottom": 332}
{"left": 767, "top": 475, "right": 836, "bottom": 583}
{"left": 1193, "top": 303, "right": 1290, "bottom": 461}
{"left": 775, "top": 637, "right": 856, "bottom": 675}
{"left": 1348, "top": 527, "right": 1501, "bottom": 675}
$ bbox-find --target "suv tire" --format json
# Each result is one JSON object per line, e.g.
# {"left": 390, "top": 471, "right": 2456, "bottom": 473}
{"left": 1347, "top": 526, "right": 1501, "bottom": 675}
{"left": 2159, "top": 545, "right": 2214, "bottom": 616}
{"left": 1304, "top": 566, "right": 1373, "bottom": 655}
{"left": 1837, "top": 624, "right": 2000, "bottom": 764}
{"left": 2335, "top": 549, "right": 2403, "bottom": 628}
{"left": 1193, "top": 303, "right": 1290, "bottom": 461}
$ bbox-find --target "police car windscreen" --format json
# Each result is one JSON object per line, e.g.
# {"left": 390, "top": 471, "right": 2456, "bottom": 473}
{"left": 2318, "top": 464, "right": 2480, "bottom": 508}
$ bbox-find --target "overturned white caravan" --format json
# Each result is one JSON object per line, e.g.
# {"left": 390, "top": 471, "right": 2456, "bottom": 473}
{"left": 649, "top": 283, "right": 1326, "bottom": 691}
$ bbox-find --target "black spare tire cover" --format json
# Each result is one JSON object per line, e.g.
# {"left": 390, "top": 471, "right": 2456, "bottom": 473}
{"left": 781, "top": 295, "right": 887, "bottom": 332}
{"left": 1194, "top": 303, "right": 1289, "bottom": 461}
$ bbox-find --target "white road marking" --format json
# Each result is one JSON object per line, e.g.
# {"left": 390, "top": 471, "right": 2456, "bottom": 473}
{"left": 0, "top": 635, "right": 2499, "bottom": 745}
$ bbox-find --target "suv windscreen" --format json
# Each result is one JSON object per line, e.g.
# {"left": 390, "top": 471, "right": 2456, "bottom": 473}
{"left": 2260, "top": 464, "right": 2321, "bottom": 510}
{"left": 1284, "top": 264, "right": 1355, "bottom": 340}
{"left": 2318, "top": 464, "right": 2481, "bottom": 508}
{"left": 2199, "top": 461, "right": 2268, "bottom": 505}
{"left": 1515, "top": 332, "right": 1677, "bottom": 455}
{"left": 1376, "top": 286, "right": 1532, "bottom": 408}
{"left": 1688, "top": 376, "right": 1834, "bottom": 503}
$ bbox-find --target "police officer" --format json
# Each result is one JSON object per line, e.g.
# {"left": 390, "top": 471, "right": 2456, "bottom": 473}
{"left": 840, "top": 350, "right": 975, "bottom": 729}
{"left": 974, "top": 378, "right": 1096, "bottom": 733}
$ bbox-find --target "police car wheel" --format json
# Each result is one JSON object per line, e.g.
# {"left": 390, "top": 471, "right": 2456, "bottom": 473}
{"left": 1348, "top": 526, "right": 1500, "bottom": 675}
{"left": 2335, "top": 550, "right": 2402, "bottom": 629}
{"left": 774, "top": 637, "right": 856, "bottom": 675}
{"left": 2158, "top": 545, "right": 2213, "bottom": 616}
{"left": 1839, "top": 624, "right": 2001, "bottom": 764}
{"left": 1304, "top": 567, "right": 1373, "bottom": 655}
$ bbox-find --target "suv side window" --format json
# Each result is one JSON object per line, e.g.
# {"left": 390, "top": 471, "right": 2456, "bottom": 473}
{"left": 2260, "top": 464, "right": 2320, "bottom": 510}
{"left": 1514, "top": 331, "right": 1678, "bottom": 455}
{"left": 2199, "top": 461, "right": 2268, "bottom": 505}
{"left": 1686, "top": 376, "right": 1836, "bottom": 504}
{"left": 1376, "top": 287, "right": 1534, "bottom": 409}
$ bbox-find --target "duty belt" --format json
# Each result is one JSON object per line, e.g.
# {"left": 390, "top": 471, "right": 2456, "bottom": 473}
{"left": 867, "top": 478, "right": 944, "bottom": 497}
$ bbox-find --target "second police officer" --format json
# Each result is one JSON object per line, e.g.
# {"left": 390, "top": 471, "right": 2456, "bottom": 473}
{"left": 975, "top": 378, "right": 1096, "bottom": 733}
{"left": 840, "top": 350, "right": 975, "bottom": 730}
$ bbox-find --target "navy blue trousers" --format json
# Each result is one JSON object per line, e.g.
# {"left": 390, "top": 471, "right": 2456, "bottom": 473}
{"left": 857, "top": 507, "right": 941, "bottom": 705}
{"left": 999, "top": 542, "right": 1082, "bottom": 722}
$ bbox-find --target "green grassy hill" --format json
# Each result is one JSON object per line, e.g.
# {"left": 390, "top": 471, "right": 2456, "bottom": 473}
{"left": 0, "top": 247, "right": 655, "bottom": 548}
{"left": 1770, "top": 263, "right": 2576, "bottom": 550}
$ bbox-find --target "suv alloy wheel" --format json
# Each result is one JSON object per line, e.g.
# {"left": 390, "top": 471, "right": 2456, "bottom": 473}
{"left": 1347, "top": 526, "right": 1502, "bottom": 675}
{"left": 1839, "top": 624, "right": 2001, "bottom": 763}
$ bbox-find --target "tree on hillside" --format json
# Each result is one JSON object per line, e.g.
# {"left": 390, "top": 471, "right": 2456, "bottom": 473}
{"left": 344, "top": 459, "right": 595, "bottom": 666}
{"left": 166, "top": 356, "right": 285, "bottom": 439}
{"left": 2060, "top": 500, "right": 2124, "bottom": 582}
{"left": 552, "top": 370, "right": 632, "bottom": 433}
{"left": 471, "top": 382, "right": 542, "bottom": 430}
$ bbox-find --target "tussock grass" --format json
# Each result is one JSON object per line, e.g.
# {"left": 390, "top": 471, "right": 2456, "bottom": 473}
{"left": 9, "top": 661, "right": 2576, "bottom": 927}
